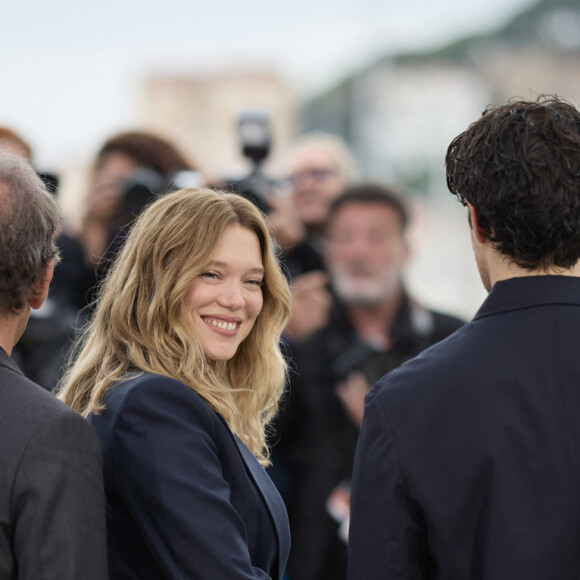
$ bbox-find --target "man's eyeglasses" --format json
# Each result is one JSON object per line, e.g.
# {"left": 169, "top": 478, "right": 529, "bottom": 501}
{"left": 288, "top": 168, "right": 337, "bottom": 188}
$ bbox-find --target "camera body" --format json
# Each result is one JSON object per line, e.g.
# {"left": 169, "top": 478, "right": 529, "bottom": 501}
{"left": 119, "top": 109, "right": 279, "bottom": 217}
{"left": 225, "top": 109, "right": 280, "bottom": 214}
{"left": 239, "top": 109, "right": 271, "bottom": 164}
{"left": 121, "top": 168, "right": 202, "bottom": 217}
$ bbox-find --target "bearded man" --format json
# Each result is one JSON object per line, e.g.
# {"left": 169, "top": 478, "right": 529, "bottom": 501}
{"left": 278, "top": 183, "right": 464, "bottom": 580}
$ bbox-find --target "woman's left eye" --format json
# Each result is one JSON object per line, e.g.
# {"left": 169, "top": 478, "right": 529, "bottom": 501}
{"left": 246, "top": 279, "right": 264, "bottom": 287}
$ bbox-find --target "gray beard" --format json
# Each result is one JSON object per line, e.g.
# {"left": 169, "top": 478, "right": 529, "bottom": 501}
{"left": 332, "top": 271, "right": 401, "bottom": 306}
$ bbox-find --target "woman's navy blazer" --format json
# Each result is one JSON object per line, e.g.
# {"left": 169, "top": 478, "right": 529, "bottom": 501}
{"left": 88, "top": 372, "right": 290, "bottom": 579}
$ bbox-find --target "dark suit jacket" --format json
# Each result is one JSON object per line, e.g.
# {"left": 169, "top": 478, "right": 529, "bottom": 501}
{"left": 88, "top": 373, "right": 290, "bottom": 579}
{"left": 349, "top": 276, "right": 580, "bottom": 579}
{"left": 0, "top": 347, "right": 107, "bottom": 579}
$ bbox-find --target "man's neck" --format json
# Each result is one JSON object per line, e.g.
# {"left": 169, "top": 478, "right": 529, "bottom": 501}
{"left": 0, "top": 309, "right": 30, "bottom": 356}
{"left": 490, "top": 255, "right": 580, "bottom": 288}
{"left": 346, "top": 292, "right": 403, "bottom": 349}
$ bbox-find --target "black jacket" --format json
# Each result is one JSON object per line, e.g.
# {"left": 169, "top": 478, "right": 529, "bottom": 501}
{"left": 350, "top": 276, "right": 580, "bottom": 579}
{"left": 89, "top": 373, "right": 290, "bottom": 579}
{"left": 0, "top": 348, "right": 107, "bottom": 579}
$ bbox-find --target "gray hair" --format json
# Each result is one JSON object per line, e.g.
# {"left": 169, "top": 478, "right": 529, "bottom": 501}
{"left": 0, "top": 152, "right": 61, "bottom": 315}
{"left": 288, "top": 132, "right": 358, "bottom": 181}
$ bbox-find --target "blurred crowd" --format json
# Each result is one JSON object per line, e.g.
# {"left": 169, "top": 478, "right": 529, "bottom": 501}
{"left": 0, "top": 123, "right": 464, "bottom": 580}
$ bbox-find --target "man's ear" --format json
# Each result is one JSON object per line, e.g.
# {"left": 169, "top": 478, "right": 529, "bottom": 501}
{"left": 467, "top": 202, "right": 487, "bottom": 245}
{"left": 29, "top": 260, "right": 55, "bottom": 310}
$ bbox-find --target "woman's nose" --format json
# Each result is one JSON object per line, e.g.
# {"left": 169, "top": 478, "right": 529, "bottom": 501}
{"left": 218, "top": 281, "right": 245, "bottom": 310}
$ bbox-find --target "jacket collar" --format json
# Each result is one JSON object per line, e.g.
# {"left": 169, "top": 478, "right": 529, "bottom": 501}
{"left": 0, "top": 346, "right": 24, "bottom": 376}
{"left": 474, "top": 275, "right": 580, "bottom": 321}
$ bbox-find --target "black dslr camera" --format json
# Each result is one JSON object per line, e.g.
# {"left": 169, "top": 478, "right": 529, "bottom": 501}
{"left": 121, "top": 168, "right": 202, "bottom": 217}
{"left": 225, "top": 109, "right": 279, "bottom": 214}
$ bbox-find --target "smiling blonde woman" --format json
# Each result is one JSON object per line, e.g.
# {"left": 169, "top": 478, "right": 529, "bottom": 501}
{"left": 57, "top": 187, "right": 292, "bottom": 579}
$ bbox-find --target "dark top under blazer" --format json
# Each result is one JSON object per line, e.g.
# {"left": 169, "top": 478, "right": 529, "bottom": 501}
{"left": 349, "top": 276, "right": 580, "bottom": 579}
{"left": 0, "top": 348, "right": 107, "bottom": 580}
{"left": 88, "top": 373, "right": 290, "bottom": 579}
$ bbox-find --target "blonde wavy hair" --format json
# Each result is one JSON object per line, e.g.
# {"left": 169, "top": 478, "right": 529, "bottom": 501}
{"left": 57, "top": 187, "right": 291, "bottom": 465}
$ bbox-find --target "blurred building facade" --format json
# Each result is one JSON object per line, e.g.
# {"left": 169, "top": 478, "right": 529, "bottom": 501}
{"left": 297, "top": 0, "right": 580, "bottom": 319}
{"left": 138, "top": 70, "right": 298, "bottom": 182}
{"left": 301, "top": 0, "right": 580, "bottom": 194}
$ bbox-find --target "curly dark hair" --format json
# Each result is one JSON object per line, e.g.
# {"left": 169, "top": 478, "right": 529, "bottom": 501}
{"left": 446, "top": 95, "right": 580, "bottom": 270}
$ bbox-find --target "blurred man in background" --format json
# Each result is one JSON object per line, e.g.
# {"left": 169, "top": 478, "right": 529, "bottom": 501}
{"left": 278, "top": 183, "right": 464, "bottom": 580}
{"left": 283, "top": 131, "right": 357, "bottom": 249}
{"left": 267, "top": 132, "right": 358, "bottom": 345}
{"left": 349, "top": 96, "right": 580, "bottom": 579}
{"left": 266, "top": 132, "right": 357, "bottom": 506}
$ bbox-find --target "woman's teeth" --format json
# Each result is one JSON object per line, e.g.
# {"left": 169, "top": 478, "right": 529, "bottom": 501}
{"left": 206, "top": 318, "right": 237, "bottom": 331}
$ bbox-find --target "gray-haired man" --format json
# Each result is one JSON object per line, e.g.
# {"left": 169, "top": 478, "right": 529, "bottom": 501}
{"left": 0, "top": 152, "right": 107, "bottom": 579}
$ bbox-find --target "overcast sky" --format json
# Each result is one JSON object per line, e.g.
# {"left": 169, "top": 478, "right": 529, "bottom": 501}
{"left": 3, "top": 0, "right": 535, "bottom": 169}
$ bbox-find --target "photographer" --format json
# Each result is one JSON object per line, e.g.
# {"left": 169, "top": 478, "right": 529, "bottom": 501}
{"left": 278, "top": 183, "right": 464, "bottom": 580}
{"left": 52, "top": 131, "right": 195, "bottom": 315}
{"left": 269, "top": 132, "right": 359, "bottom": 344}
{"left": 221, "top": 112, "right": 327, "bottom": 287}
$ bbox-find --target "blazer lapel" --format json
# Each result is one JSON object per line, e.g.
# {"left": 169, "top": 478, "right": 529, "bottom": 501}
{"left": 233, "top": 434, "right": 290, "bottom": 580}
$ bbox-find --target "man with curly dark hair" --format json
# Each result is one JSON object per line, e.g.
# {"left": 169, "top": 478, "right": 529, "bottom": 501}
{"left": 349, "top": 95, "right": 580, "bottom": 579}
